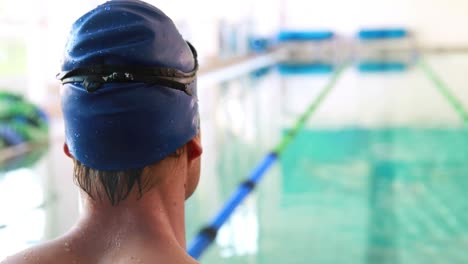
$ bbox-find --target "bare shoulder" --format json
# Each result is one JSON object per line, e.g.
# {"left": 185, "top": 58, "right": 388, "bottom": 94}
{"left": 1, "top": 237, "right": 199, "bottom": 264}
{"left": 1, "top": 238, "right": 72, "bottom": 264}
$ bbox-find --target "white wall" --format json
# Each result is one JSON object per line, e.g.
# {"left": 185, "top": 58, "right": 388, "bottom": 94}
{"left": 281, "top": 0, "right": 468, "bottom": 49}
{"left": 2, "top": 0, "right": 467, "bottom": 102}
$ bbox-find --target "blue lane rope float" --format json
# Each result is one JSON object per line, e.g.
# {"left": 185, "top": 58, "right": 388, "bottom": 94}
{"left": 357, "top": 61, "right": 409, "bottom": 73}
{"left": 358, "top": 28, "right": 408, "bottom": 40}
{"left": 419, "top": 59, "right": 468, "bottom": 125}
{"left": 277, "top": 63, "right": 335, "bottom": 75}
{"left": 187, "top": 64, "right": 348, "bottom": 259}
{"left": 278, "top": 30, "right": 335, "bottom": 42}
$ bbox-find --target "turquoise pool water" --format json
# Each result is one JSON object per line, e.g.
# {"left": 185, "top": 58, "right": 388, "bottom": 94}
{"left": 277, "top": 128, "right": 468, "bottom": 263}
{"left": 186, "top": 54, "right": 468, "bottom": 263}
{"left": 1, "top": 54, "right": 467, "bottom": 263}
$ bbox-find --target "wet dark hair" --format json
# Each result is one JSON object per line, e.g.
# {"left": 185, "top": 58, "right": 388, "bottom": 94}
{"left": 73, "top": 148, "right": 184, "bottom": 205}
{"left": 73, "top": 159, "right": 146, "bottom": 205}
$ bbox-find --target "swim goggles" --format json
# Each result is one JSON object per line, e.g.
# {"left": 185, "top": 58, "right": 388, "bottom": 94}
{"left": 56, "top": 42, "right": 198, "bottom": 96}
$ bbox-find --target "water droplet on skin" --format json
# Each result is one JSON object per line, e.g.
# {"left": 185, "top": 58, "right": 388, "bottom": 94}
{"left": 64, "top": 242, "right": 71, "bottom": 252}
{"left": 23, "top": 251, "right": 32, "bottom": 260}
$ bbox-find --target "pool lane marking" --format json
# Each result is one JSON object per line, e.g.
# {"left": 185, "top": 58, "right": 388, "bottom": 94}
{"left": 274, "top": 64, "right": 347, "bottom": 154}
{"left": 187, "top": 64, "right": 348, "bottom": 260}
{"left": 419, "top": 60, "right": 468, "bottom": 124}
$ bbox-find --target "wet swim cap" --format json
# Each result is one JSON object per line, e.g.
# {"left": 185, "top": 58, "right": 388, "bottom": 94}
{"left": 58, "top": 0, "right": 199, "bottom": 170}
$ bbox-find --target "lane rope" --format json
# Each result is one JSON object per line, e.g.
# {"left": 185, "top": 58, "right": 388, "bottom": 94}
{"left": 187, "top": 64, "right": 348, "bottom": 259}
{"left": 419, "top": 59, "right": 468, "bottom": 124}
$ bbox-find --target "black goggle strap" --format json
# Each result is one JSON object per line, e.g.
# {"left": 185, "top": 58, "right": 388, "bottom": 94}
{"left": 56, "top": 41, "right": 198, "bottom": 95}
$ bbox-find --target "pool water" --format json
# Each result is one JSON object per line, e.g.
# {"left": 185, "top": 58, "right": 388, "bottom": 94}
{"left": 1, "top": 54, "right": 467, "bottom": 263}
{"left": 186, "top": 53, "right": 468, "bottom": 263}
{"left": 278, "top": 128, "right": 468, "bottom": 263}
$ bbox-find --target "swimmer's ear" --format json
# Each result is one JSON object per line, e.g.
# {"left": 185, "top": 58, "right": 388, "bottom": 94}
{"left": 186, "top": 136, "right": 202, "bottom": 162}
{"left": 63, "top": 143, "right": 73, "bottom": 158}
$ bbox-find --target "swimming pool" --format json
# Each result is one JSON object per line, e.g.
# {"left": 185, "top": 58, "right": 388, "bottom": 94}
{"left": 1, "top": 53, "right": 467, "bottom": 263}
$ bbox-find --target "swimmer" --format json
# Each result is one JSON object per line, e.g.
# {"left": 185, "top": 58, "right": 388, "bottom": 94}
{"left": 2, "top": 0, "right": 202, "bottom": 263}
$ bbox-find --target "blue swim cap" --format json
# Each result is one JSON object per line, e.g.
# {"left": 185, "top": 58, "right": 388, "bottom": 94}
{"left": 59, "top": 0, "right": 199, "bottom": 170}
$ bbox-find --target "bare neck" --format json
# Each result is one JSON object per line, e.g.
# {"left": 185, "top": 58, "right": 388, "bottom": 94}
{"left": 69, "top": 168, "right": 190, "bottom": 261}
{"left": 80, "top": 190, "right": 186, "bottom": 244}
